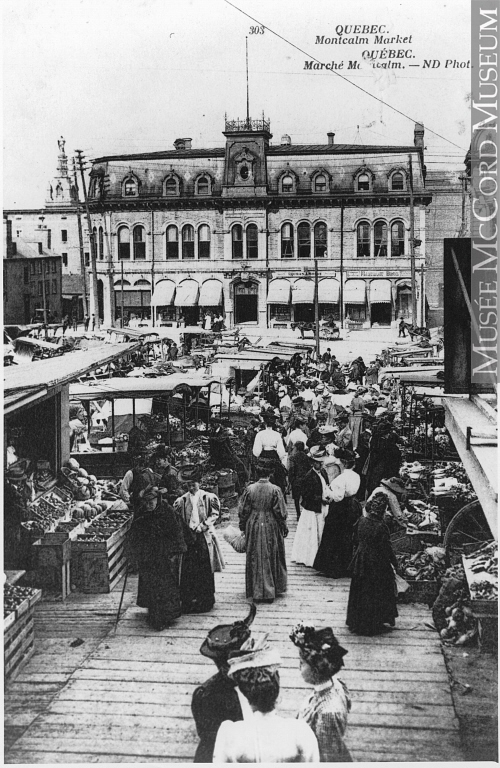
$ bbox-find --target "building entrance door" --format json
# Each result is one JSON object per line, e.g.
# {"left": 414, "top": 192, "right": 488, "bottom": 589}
{"left": 234, "top": 282, "right": 258, "bottom": 324}
{"left": 370, "top": 303, "right": 392, "bottom": 325}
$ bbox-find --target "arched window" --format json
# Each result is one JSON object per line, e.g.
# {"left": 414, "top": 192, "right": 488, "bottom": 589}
{"left": 314, "top": 174, "right": 327, "bottom": 192}
{"left": 133, "top": 225, "right": 146, "bottom": 260}
{"left": 314, "top": 222, "right": 327, "bottom": 258}
{"left": 357, "top": 222, "right": 370, "bottom": 258}
{"left": 297, "top": 222, "right": 311, "bottom": 259}
{"left": 117, "top": 226, "right": 130, "bottom": 259}
{"left": 92, "top": 227, "right": 97, "bottom": 259}
{"left": 391, "top": 221, "right": 405, "bottom": 257}
{"left": 281, "top": 174, "right": 294, "bottom": 193}
{"left": 198, "top": 225, "right": 211, "bottom": 259}
{"left": 281, "top": 223, "right": 294, "bottom": 259}
{"left": 123, "top": 177, "right": 138, "bottom": 197}
{"left": 166, "top": 225, "right": 179, "bottom": 260}
{"left": 232, "top": 225, "right": 243, "bottom": 259}
{"left": 98, "top": 226, "right": 104, "bottom": 260}
{"left": 246, "top": 224, "right": 258, "bottom": 259}
{"left": 182, "top": 224, "right": 195, "bottom": 259}
{"left": 164, "top": 176, "right": 179, "bottom": 196}
{"left": 357, "top": 173, "right": 370, "bottom": 191}
{"left": 391, "top": 172, "right": 405, "bottom": 191}
{"left": 197, "top": 176, "right": 210, "bottom": 195}
{"left": 374, "top": 221, "right": 388, "bottom": 258}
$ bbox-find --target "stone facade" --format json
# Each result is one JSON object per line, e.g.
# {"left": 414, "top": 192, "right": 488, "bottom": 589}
{"left": 86, "top": 118, "right": 431, "bottom": 329}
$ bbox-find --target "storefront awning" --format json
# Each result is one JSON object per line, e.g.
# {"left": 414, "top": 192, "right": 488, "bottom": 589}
{"left": 152, "top": 280, "right": 176, "bottom": 306}
{"left": 291, "top": 279, "right": 314, "bottom": 304}
{"left": 199, "top": 280, "right": 223, "bottom": 306}
{"left": 343, "top": 280, "right": 366, "bottom": 305}
{"left": 318, "top": 278, "right": 340, "bottom": 304}
{"left": 174, "top": 280, "right": 199, "bottom": 307}
{"left": 267, "top": 279, "right": 291, "bottom": 304}
{"left": 370, "top": 279, "right": 392, "bottom": 304}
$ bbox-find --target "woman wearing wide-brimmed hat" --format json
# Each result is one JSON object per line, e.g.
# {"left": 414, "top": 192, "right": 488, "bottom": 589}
{"left": 313, "top": 448, "right": 362, "bottom": 578}
{"left": 251, "top": 411, "right": 288, "bottom": 496}
{"left": 191, "top": 605, "right": 256, "bottom": 762}
{"left": 213, "top": 637, "right": 319, "bottom": 763}
{"left": 291, "top": 446, "right": 330, "bottom": 567}
{"left": 346, "top": 491, "right": 398, "bottom": 635}
{"left": 290, "top": 622, "right": 353, "bottom": 762}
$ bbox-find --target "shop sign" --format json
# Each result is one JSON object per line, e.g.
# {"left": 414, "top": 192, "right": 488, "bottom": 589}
{"left": 347, "top": 270, "right": 407, "bottom": 278}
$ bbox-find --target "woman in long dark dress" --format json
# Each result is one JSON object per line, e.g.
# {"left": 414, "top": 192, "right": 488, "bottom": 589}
{"left": 364, "top": 421, "right": 402, "bottom": 496}
{"left": 346, "top": 492, "right": 398, "bottom": 635}
{"left": 313, "top": 449, "right": 362, "bottom": 578}
{"left": 128, "top": 486, "right": 187, "bottom": 630}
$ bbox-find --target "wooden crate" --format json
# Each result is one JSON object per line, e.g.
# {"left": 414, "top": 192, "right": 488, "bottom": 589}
{"left": 71, "top": 519, "right": 132, "bottom": 593}
{"left": 4, "top": 589, "right": 42, "bottom": 682}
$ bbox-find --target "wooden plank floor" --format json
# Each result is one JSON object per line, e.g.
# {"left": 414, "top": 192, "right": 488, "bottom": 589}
{"left": 5, "top": 504, "right": 463, "bottom": 763}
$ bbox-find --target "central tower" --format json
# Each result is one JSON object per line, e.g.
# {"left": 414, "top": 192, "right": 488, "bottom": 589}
{"left": 222, "top": 116, "right": 272, "bottom": 197}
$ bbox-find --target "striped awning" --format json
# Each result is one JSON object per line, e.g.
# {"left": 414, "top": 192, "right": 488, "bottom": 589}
{"left": 370, "top": 279, "right": 392, "bottom": 304}
{"left": 291, "top": 279, "right": 314, "bottom": 304}
{"left": 267, "top": 279, "right": 291, "bottom": 304}
{"left": 343, "top": 280, "right": 366, "bottom": 305}
{"left": 152, "top": 280, "right": 176, "bottom": 306}
{"left": 174, "top": 280, "right": 199, "bottom": 307}
{"left": 318, "top": 278, "right": 340, "bottom": 303}
{"left": 199, "top": 280, "right": 223, "bottom": 306}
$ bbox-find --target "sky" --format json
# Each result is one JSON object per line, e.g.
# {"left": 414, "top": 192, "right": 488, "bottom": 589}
{"left": 3, "top": 0, "right": 471, "bottom": 208}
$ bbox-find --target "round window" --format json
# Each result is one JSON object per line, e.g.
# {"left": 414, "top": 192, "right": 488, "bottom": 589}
{"left": 240, "top": 165, "right": 249, "bottom": 180}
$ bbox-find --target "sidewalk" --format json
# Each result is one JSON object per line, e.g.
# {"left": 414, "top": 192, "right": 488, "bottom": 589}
{"left": 5, "top": 502, "right": 464, "bottom": 763}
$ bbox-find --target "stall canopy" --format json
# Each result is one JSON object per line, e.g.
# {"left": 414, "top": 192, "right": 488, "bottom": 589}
{"left": 370, "top": 279, "right": 392, "bottom": 304}
{"left": 152, "top": 280, "right": 176, "bottom": 306}
{"left": 199, "top": 280, "right": 223, "bottom": 306}
{"left": 291, "top": 279, "right": 314, "bottom": 304}
{"left": 174, "top": 280, "right": 199, "bottom": 307}
{"left": 343, "top": 280, "right": 366, "bottom": 304}
{"left": 69, "top": 373, "right": 220, "bottom": 400}
{"left": 318, "top": 278, "right": 340, "bottom": 303}
{"left": 267, "top": 279, "right": 291, "bottom": 304}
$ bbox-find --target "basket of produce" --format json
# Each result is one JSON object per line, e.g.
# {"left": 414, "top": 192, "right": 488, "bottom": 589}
{"left": 396, "top": 546, "right": 447, "bottom": 606}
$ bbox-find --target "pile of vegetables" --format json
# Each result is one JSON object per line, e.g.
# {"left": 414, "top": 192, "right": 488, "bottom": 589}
{"left": 440, "top": 601, "right": 477, "bottom": 646}
{"left": 464, "top": 542, "right": 498, "bottom": 601}
{"left": 403, "top": 500, "right": 440, "bottom": 533}
{"left": 396, "top": 547, "right": 447, "bottom": 581}
{"left": 4, "top": 584, "right": 38, "bottom": 619}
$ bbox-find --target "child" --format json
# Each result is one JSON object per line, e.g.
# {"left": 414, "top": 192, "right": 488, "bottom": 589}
{"left": 290, "top": 622, "right": 352, "bottom": 762}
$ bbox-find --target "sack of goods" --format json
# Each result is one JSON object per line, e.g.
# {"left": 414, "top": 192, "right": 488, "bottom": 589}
{"left": 223, "top": 524, "right": 246, "bottom": 553}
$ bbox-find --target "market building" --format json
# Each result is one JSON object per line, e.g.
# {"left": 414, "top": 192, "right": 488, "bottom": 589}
{"left": 81, "top": 118, "right": 431, "bottom": 329}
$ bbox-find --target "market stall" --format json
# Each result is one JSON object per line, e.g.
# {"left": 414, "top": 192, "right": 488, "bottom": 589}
{"left": 4, "top": 343, "right": 140, "bottom": 580}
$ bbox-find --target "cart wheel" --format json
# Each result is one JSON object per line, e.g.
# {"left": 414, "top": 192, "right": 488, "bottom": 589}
{"left": 443, "top": 500, "right": 491, "bottom": 562}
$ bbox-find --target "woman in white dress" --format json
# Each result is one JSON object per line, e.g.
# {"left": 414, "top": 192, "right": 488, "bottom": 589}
{"left": 291, "top": 446, "right": 330, "bottom": 567}
{"left": 213, "top": 637, "right": 319, "bottom": 763}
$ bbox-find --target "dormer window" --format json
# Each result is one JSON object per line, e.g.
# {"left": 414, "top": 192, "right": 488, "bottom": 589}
{"left": 123, "top": 177, "right": 138, "bottom": 197}
{"left": 357, "top": 173, "right": 370, "bottom": 191}
{"left": 281, "top": 174, "right": 294, "bottom": 193}
{"left": 391, "top": 172, "right": 405, "bottom": 191}
{"left": 164, "top": 175, "right": 180, "bottom": 196}
{"left": 314, "top": 174, "right": 328, "bottom": 192}
{"left": 196, "top": 175, "right": 211, "bottom": 195}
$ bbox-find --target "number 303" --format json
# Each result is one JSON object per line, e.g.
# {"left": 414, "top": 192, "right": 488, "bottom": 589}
{"left": 249, "top": 26, "right": 264, "bottom": 34}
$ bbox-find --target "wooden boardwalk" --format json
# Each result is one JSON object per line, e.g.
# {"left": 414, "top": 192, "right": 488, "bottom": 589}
{"left": 5, "top": 505, "right": 463, "bottom": 763}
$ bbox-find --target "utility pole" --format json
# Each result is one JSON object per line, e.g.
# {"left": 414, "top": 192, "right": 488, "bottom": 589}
{"left": 340, "top": 200, "right": 344, "bottom": 329}
{"left": 408, "top": 155, "right": 417, "bottom": 325}
{"left": 121, "top": 260, "right": 125, "bottom": 328}
{"left": 314, "top": 258, "right": 320, "bottom": 358}
{"left": 71, "top": 158, "right": 88, "bottom": 318}
{"left": 75, "top": 150, "right": 100, "bottom": 331}
{"left": 151, "top": 209, "right": 155, "bottom": 327}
